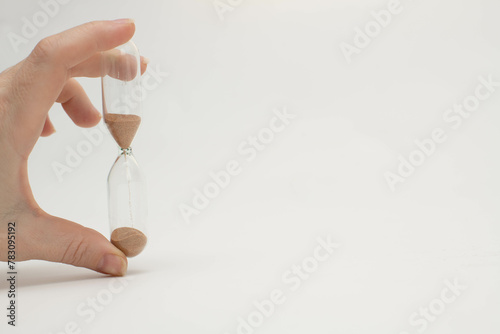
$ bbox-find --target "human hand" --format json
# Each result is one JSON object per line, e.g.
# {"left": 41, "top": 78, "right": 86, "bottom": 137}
{"left": 0, "top": 19, "right": 148, "bottom": 276}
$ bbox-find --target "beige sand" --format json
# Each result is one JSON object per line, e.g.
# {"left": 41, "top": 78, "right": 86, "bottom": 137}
{"left": 111, "top": 227, "right": 147, "bottom": 258}
{"left": 104, "top": 113, "right": 141, "bottom": 148}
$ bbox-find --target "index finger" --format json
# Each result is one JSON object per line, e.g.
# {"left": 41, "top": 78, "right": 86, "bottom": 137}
{"left": 30, "top": 19, "right": 136, "bottom": 71}
{"left": 9, "top": 19, "right": 136, "bottom": 155}
{"left": 14, "top": 19, "right": 135, "bottom": 109}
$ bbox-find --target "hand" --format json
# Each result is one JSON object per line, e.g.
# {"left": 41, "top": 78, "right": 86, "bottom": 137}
{"left": 0, "top": 19, "right": 148, "bottom": 276}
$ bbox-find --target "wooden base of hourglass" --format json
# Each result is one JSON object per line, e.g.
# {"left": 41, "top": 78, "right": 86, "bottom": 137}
{"left": 105, "top": 113, "right": 147, "bottom": 258}
{"left": 111, "top": 227, "right": 147, "bottom": 257}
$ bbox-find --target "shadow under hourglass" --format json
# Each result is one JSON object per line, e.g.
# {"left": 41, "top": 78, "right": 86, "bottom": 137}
{"left": 5, "top": 262, "right": 151, "bottom": 289}
{"left": 0, "top": 250, "right": 216, "bottom": 291}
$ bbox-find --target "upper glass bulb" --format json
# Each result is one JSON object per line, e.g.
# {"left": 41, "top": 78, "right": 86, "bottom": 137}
{"left": 101, "top": 40, "right": 142, "bottom": 149}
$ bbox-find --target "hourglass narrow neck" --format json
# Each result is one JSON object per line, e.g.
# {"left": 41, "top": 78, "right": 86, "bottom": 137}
{"left": 120, "top": 147, "right": 133, "bottom": 156}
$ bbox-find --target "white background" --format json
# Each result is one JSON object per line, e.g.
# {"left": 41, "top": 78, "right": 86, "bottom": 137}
{"left": 1, "top": 0, "right": 500, "bottom": 333}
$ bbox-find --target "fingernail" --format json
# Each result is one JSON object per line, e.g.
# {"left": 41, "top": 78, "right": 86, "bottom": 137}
{"left": 141, "top": 56, "right": 150, "bottom": 64}
{"left": 97, "top": 254, "right": 127, "bottom": 276}
{"left": 112, "top": 18, "right": 135, "bottom": 25}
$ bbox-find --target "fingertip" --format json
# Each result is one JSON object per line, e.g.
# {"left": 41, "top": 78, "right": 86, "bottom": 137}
{"left": 70, "top": 106, "right": 102, "bottom": 128}
{"left": 40, "top": 118, "right": 56, "bottom": 137}
{"left": 140, "top": 57, "right": 149, "bottom": 75}
{"left": 97, "top": 253, "right": 128, "bottom": 276}
{"left": 140, "top": 56, "right": 150, "bottom": 65}
{"left": 86, "top": 107, "right": 103, "bottom": 127}
{"left": 58, "top": 79, "right": 102, "bottom": 128}
{"left": 40, "top": 129, "right": 56, "bottom": 137}
{"left": 111, "top": 19, "right": 136, "bottom": 43}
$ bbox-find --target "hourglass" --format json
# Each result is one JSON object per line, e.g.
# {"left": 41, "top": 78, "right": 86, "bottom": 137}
{"left": 101, "top": 41, "right": 147, "bottom": 258}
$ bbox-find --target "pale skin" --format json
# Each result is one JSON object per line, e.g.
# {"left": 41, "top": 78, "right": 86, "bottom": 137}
{"left": 0, "top": 19, "right": 148, "bottom": 276}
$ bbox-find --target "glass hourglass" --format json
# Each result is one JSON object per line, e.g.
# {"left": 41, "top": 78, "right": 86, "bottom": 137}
{"left": 101, "top": 41, "right": 147, "bottom": 258}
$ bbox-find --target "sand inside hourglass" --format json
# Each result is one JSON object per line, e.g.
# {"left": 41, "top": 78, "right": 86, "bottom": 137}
{"left": 104, "top": 113, "right": 141, "bottom": 149}
{"left": 105, "top": 113, "right": 147, "bottom": 257}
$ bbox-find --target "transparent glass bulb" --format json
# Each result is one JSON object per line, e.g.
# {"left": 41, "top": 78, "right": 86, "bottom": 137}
{"left": 101, "top": 41, "right": 142, "bottom": 148}
{"left": 101, "top": 41, "right": 147, "bottom": 258}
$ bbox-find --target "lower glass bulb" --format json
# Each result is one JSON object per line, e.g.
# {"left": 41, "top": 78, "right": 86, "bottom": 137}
{"left": 108, "top": 148, "right": 148, "bottom": 257}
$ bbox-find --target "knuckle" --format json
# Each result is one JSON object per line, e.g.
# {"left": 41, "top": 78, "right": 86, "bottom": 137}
{"left": 61, "top": 236, "right": 88, "bottom": 266}
{"left": 80, "top": 21, "right": 102, "bottom": 50}
{"left": 32, "top": 37, "right": 59, "bottom": 63}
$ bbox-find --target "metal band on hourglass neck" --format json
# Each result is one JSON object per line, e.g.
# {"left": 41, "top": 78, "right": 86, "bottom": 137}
{"left": 121, "top": 147, "right": 133, "bottom": 155}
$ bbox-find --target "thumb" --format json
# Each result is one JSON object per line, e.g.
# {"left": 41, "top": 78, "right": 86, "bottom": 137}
{"left": 22, "top": 213, "right": 128, "bottom": 276}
